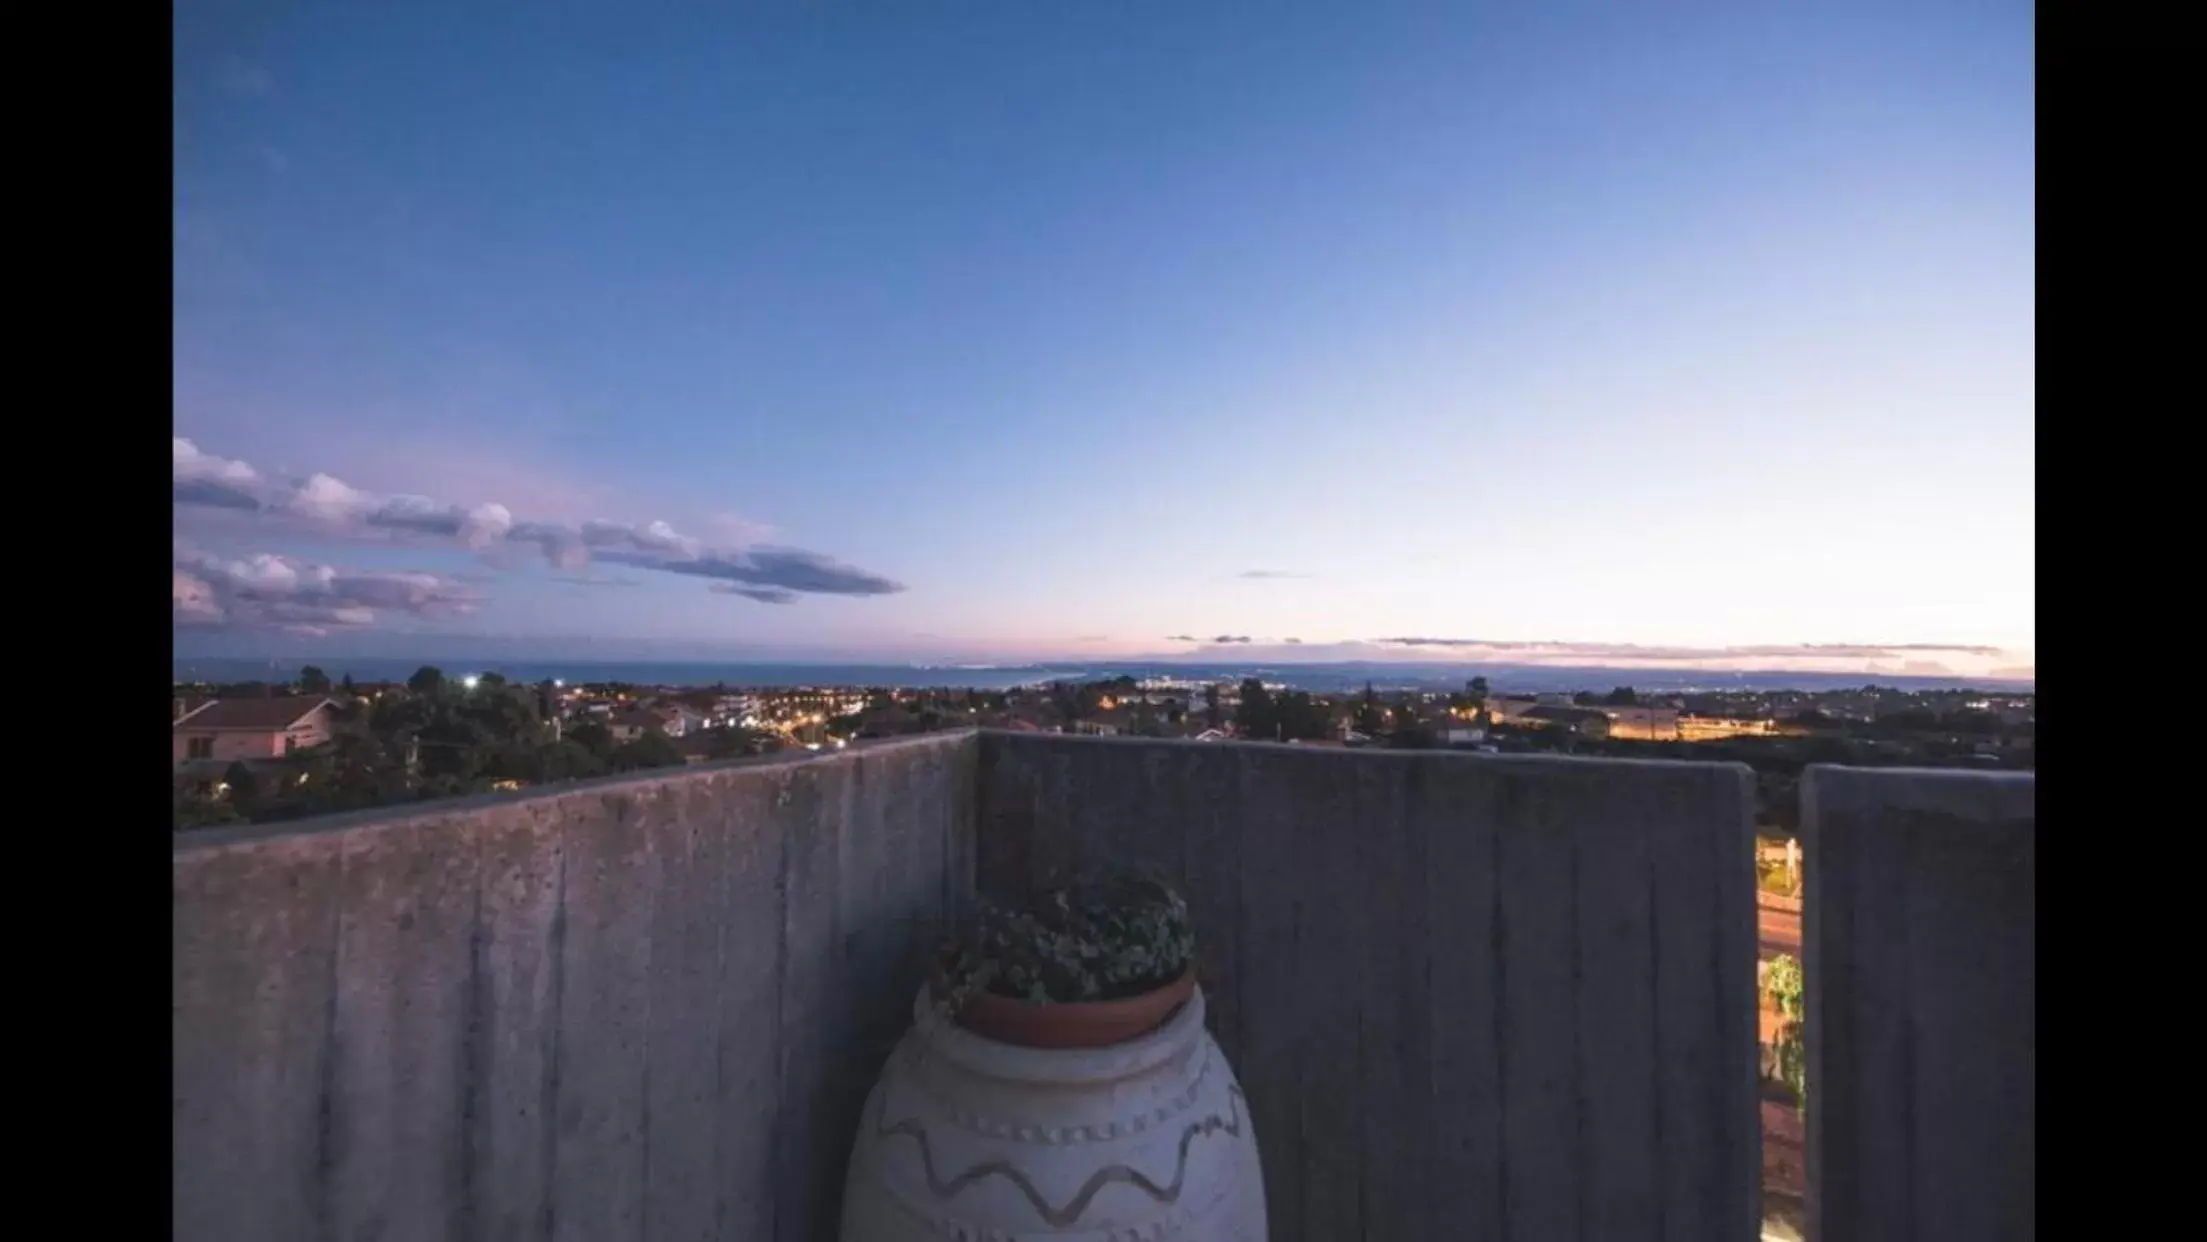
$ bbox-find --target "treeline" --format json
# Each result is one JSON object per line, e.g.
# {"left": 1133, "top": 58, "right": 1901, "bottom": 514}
{"left": 172, "top": 665, "right": 758, "bottom": 832}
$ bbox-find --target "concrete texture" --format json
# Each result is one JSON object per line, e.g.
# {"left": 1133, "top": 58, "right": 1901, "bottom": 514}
{"left": 176, "top": 730, "right": 1854, "bottom": 1242}
{"left": 976, "top": 734, "right": 1763, "bottom": 1242}
{"left": 1802, "top": 766, "right": 2035, "bottom": 1242}
{"left": 173, "top": 733, "right": 978, "bottom": 1242}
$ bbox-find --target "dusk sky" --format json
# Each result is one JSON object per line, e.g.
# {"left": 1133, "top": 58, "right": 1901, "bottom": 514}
{"left": 174, "top": 1, "right": 2033, "bottom": 678}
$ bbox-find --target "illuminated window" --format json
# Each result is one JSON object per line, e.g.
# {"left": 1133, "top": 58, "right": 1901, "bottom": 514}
{"left": 188, "top": 736, "right": 213, "bottom": 760}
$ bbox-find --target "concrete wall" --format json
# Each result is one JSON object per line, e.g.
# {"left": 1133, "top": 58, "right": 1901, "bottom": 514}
{"left": 977, "top": 733, "right": 1763, "bottom": 1242}
{"left": 1803, "top": 766, "right": 2034, "bottom": 1242}
{"left": 173, "top": 732, "right": 977, "bottom": 1242}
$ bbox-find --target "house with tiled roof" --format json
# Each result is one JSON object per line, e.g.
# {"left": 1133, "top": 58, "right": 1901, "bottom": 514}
{"left": 651, "top": 701, "right": 709, "bottom": 737}
{"left": 172, "top": 696, "right": 338, "bottom": 766}
{"left": 1522, "top": 704, "right": 1613, "bottom": 737}
{"left": 606, "top": 708, "right": 667, "bottom": 743}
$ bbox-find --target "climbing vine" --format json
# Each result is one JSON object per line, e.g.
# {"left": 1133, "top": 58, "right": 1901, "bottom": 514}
{"left": 1763, "top": 953, "right": 1807, "bottom": 1110}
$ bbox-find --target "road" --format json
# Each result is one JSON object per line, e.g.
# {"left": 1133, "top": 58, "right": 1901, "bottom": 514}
{"left": 1758, "top": 896, "right": 1800, "bottom": 959}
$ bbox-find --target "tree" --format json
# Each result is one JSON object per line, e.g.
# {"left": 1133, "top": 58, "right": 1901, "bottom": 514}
{"left": 1467, "top": 675, "right": 1490, "bottom": 704}
{"left": 1387, "top": 723, "right": 1436, "bottom": 749}
{"left": 408, "top": 666, "right": 446, "bottom": 695}
{"left": 569, "top": 719, "right": 614, "bottom": 758}
{"left": 610, "top": 732, "right": 684, "bottom": 772}
{"left": 1763, "top": 954, "right": 1807, "bottom": 1110}
{"left": 1272, "top": 691, "right": 1332, "bottom": 741}
{"left": 1048, "top": 682, "right": 1087, "bottom": 730}
{"left": 703, "top": 727, "right": 758, "bottom": 760}
{"left": 460, "top": 684, "right": 544, "bottom": 745}
{"left": 1203, "top": 684, "right": 1224, "bottom": 729}
{"left": 339, "top": 672, "right": 357, "bottom": 695}
{"left": 1388, "top": 701, "right": 1431, "bottom": 747}
{"left": 1235, "top": 678, "right": 1275, "bottom": 740}
{"left": 1604, "top": 686, "right": 1638, "bottom": 706}
{"left": 222, "top": 760, "right": 261, "bottom": 808}
{"left": 1573, "top": 690, "right": 1602, "bottom": 706}
{"left": 526, "top": 740, "right": 607, "bottom": 783}
{"left": 299, "top": 665, "right": 331, "bottom": 694}
{"left": 1354, "top": 683, "right": 1387, "bottom": 736}
{"left": 174, "top": 786, "right": 243, "bottom": 832}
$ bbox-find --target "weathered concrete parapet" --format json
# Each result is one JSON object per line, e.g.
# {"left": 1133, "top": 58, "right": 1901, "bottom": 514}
{"left": 174, "top": 732, "right": 979, "bottom": 1242}
{"left": 1803, "top": 766, "right": 2035, "bottom": 1242}
{"left": 977, "top": 734, "right": 1763, "bottom": 1242}
{"left": 176, "top": 728, "right": 1791, "bottom": 1242}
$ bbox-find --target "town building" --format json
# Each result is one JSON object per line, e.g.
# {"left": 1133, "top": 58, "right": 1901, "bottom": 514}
{"left": 652, "top": 702, "right": 709, "bottom": 738}
{"left": 1520, "top": 705, "right": 1613, "bottom": 737}
{"left": 1678, "top": 715, "right": 1782, "bottom": 741}
{"left": 173, "top": 696, "right": 339, "bottom": 766}
{"left": 606, "top": 709, "right": 665, "bottom": 743}
{"left": 1597, "top": 705, "right": 1682, "bottom": 740}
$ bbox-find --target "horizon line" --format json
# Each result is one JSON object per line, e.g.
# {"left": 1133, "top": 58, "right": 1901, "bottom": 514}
{"left": 170, "top": 652, "right": 2034, "bottom": 683}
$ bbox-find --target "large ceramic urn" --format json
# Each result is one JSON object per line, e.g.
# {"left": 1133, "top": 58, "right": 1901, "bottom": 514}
{"left": 839, "top": 981, "right": 1266, "bottom": 1241}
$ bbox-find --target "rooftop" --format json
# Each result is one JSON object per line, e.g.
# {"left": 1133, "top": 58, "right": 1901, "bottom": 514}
{"left": 173, "top": 731, "right": 2032, "bottom": 1242}
{"left": 171, "top": 694, "right": 333, "bottom": 731}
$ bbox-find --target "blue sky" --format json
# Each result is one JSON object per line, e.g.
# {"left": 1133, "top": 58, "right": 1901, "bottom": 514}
{"left": 174, "top": 0, "right": 2034, "bottom": 677}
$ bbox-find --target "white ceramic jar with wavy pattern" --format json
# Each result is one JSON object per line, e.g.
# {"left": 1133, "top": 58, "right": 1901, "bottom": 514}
{"left": 839, "top": 985, "right": 1265, "bottom": 1241}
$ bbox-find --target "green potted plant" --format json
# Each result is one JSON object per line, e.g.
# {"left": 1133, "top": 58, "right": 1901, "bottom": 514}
{"left": 933, "top": 870, "right": 1198, "bottom": 1049}
{"left": 843, "top": 869, "right": 1265, "bottom": 1237}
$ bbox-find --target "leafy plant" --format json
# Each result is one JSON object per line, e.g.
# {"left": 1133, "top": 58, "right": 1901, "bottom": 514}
{"left": 1763, "top": 953, "right": 1807, "bottom": 1108}
{"left": 937, "top": 872, "right": 1195, "bottom": 1010}
{"left": 1757, "top": 854, "right": 1801, "bottom": 898}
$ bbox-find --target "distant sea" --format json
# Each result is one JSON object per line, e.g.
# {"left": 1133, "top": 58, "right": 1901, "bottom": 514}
{"left": 172, "top": 657, "right": 2032, "bottom": 695}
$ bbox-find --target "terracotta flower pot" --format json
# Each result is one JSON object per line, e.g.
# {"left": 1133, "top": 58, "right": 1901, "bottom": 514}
{"left": 945, "top": 968, "right": 1198, "bottom": 1050}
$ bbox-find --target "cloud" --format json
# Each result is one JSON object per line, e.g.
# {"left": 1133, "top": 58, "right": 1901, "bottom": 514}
{"left": 172, "top": 436, "right": 903, "bottom": 602}
{"left": 1237, "top": 570, "right": 1309, "bottom": 580}
{"left": 1211, "top": 635, "right": 1253, "bottom": 644}
{"left": 712, "top": 585, "right": 799, "bottom": 605}
{"left": 366, "top": 495, "right": 515, "bottom": 546}
{"left": 553, "top": 575, "right": 641, "bottom": 588}
{"left": 174, "top": 545, "right": 479, "bottom": 636}
{"left": 1167, "top": 635, "right": 1199, "bottom": 643}
{"left": 174, "top": 477, "right": 265, "bottom": 510}
{"left": 1283, "top": 637, "right": 1303, "bottom": 644}
{"left": 607, "top": 545, "right": 903, "bottom": 596}
{"left": 583, "top": 518, "right": 700, "bottom": 558}
{"left": 173, "top": 438, "right": 264, "bottom": 510}
{"left": 507, "top": 521, "right": 590, "bottom": 570}
{"left": 1368, "top": 637, "right": 2008, "bottom": 663}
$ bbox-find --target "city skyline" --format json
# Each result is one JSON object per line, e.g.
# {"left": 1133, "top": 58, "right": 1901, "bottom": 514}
{"left": 175, "top": 2, "right": 2033, "bottom": 678}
